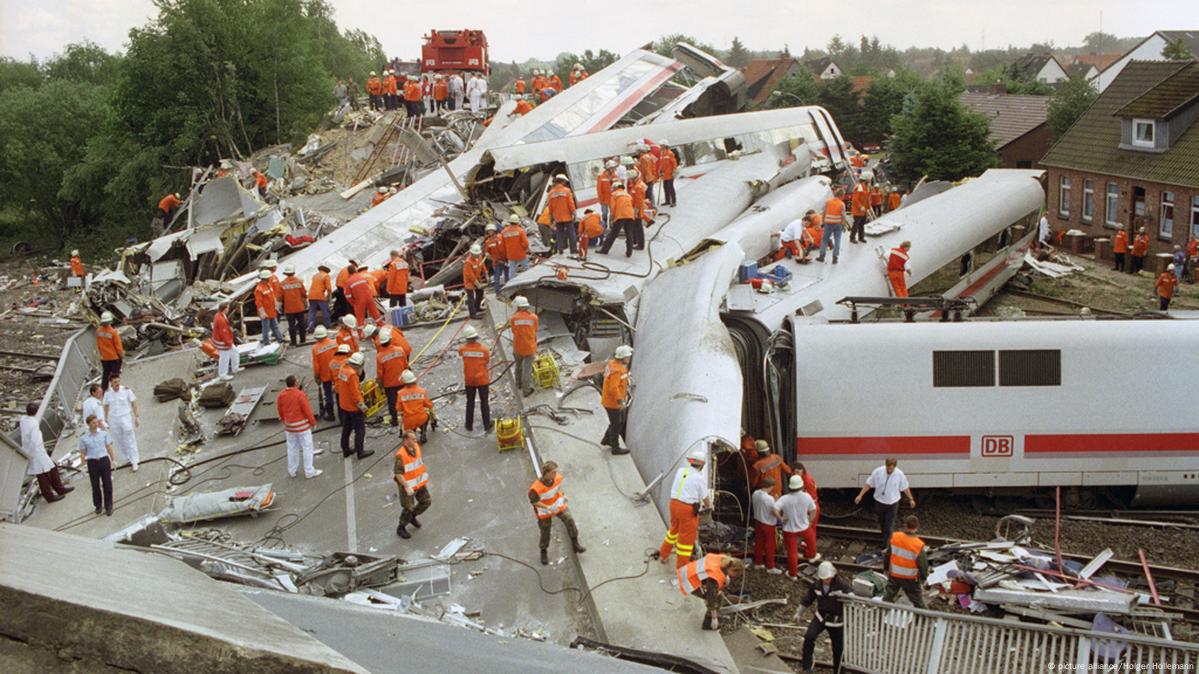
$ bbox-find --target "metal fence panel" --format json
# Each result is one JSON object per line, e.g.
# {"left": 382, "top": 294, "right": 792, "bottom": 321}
{"left": 843, "top": 597, "right": 1199, "bottom": 674}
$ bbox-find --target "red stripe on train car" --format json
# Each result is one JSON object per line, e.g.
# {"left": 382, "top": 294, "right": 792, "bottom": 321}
{"left": 797, "top": 436, "right": 970, "bottom": 456}
{"left": 1024, "top": 433, "right": 1199, "bottom": 453}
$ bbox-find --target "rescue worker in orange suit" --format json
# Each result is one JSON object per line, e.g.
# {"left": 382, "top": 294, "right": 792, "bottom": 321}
{"left": 212, "top": 301, "right": 239, "bottom": 381}
{"left": 310, "top": 326, "right": 337, "bottom": 421}
{"left": 752, "top": 440, "right": 792, "bottom": 498}
{"left": 887, "top": 188, "right": 903, "bottom": 212}
{"left": 887, "top": 241, "right": 912, "bottom": 298}
{"left": 817, "top": 186, "right": 847, "bottom": 264}
{"left": 637, "top": 146, "right": 659, "bottom": 206}
{"left": 501, "top": 214, "right": 530, "bottom": 278}
{"left": 514, "top": 76, "right": 527, "bottom": 94}
{"left": 660, "top": 448, "right": 711, "bottom": 569}
{"left": 366, "top": 71, "right": 382, "bottom": 110}
{"left": 678, "top": 553, "right": 743, "bottom": 631}
{"left": 598, "top": 181, "right": 636, "bottom": 257}
{"left": 280, "top": 264, "right": 309, "bottom": 346}
{"left": 457, "top": 325, "right": 492, "bottom": 433}
{"left": 529, "top": 461, "right": 585, "bottom": 565}
{"left": 158, "top": 192, "right": 183, "bottom": 226}
{"left": 600, "top": 344, "right": 633, "bottom": 455}
{"left": 385, "top": 249, "right": 410, "bottom": 308}
{"left": 382, "top": 70, "right": 397, "bottom": 111}
{"left": 307, "top": 263, "right": 333, "bottom": 330}
{"left": 433, "top": 75, "right": 448, "bottom": 114}
{"left": 376, "top": 328, "right": 409, "bottom": 427}
{"left": 626, "top": 170, "right": 648, "bottom": 251}
{"left": 332, "top": 260, "right": 357, "bottom": 322}
{"left": 328, "top": 343, "right": 350, "bottom": 387}
{"left": 882, "top": 515, "right": 928, "bottom": 608}
{"left": 507, "top": 296, "right": 539, "bottom": 396}
{"left": 870, "top": 184, "right": 884, "bottom": 217}
{"left": 277, "top": 375, "right": 322, "bottom": 479}
{"left": 568, "top": 64, "right": 587, "bottom": 86}
{"left": 659, "top": 143, "right": 678, "bottom": 207}
{"left": 394, "top": 430, "right": 430, "bottom": 539}
{"left": 347, "top": 265, "right": 381, "bottom": 328}
{"left": 337, "top": 351, "right": 373, "bottom": 460}
{"left": 1131, "top": 227, "right": 1150, "bottom": 274}
{"left": 796, "top": 462, "right": 820, "bottom": 526}
{"left": 398, "top": 369, "right": 434, "bottom": 442}
{"left": 548, "top": 72, "right": 563, "bottom": 92}
{"left": 531, "top": 70, "right": 546, "bottom": 97}
{"left": 776, "top": 214, "right": 813, "bottom": 262}
{"left": 69, "top": 249, "right": 85, "bottom": 280}
{"left": 336, "top": 314, "right": 359, "bottom": 353}
{"left": 547, "top": 174, "right": 578, "bottom": 255}
{"left": 848, "top": 182, "right": 871, "bottom": 244}
{"left": 403, "top": 75, "right": 422, "bottom": 118}
{"left": 462, "top": 244, "right": 488, "bottom": 319}
{"left": 96, "top": 311, "right": 124, "bottom": 391}
{"left": 1112, "top": 229, "right": 1129, "bottom": 272}
{"left": 799, "top": 561, "right": 851, "bottom": 674}
{"left": 484, "top": 223, "right": 508, "bottom": 294}
{"left": 1157, "top": 265, "right": 1180, "bottom": 311}
{"left": 511, "top": 95, "right": 533, "bottom": 117}
{"left": 596, "top": 159, "right": 618, "bottom": 227}
{"left": 253, "top": 269, "right": 284, "bottom": 346}
{"left": 371, "top": 186, "right": 388, "bottom": 208}
{"left": 577, "top": 209, "right": 603, "bottom": 260}
{"left": 751, "top": 476, "right": 780, "bottom": 574}
{"left": 775, "top": 474, "right": 820, "bottom": 578}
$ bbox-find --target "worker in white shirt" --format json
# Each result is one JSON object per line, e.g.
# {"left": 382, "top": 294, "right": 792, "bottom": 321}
{"left": 853, "top": 457, "right": 916, "bottom": 554}
{"left": 82, "top": 384, "right": 107, "bottom": 429}
{"left": 775, "top": 474, "right": 819, "bottom": 579}
{"left": 102, "top": 373, "right": 141, "bottom": 472}
{"left": 20, "top": 403, "right": 73, "bottom": 503}
{"left": 750, "top": 476, "right": 781, "bottom": 574}
{"left": 658, "top": 447, "right": 711, "bottom": 569}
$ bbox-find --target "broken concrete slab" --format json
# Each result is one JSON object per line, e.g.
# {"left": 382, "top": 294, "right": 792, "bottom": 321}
{"left": 974, "top": 586, "right": 1136, "bottom": 615}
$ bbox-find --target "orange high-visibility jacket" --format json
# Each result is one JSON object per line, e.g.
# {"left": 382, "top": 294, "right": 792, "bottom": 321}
{"left": 96, "top": 325, "right": 124, "bottom": 361}
{"left": 510, "top": 309, "right": 539, "bottom": 358}
{"left": 601, "top": 359, "right": 629, "bottom": 410}
{"left": 514, "top": 79, "right": 526, "bottom": 93}
{"left": 254, "top": 281, "right": 279, "bottom": 319}
{"left": 1157, "top": 273, "right": 1179, "bottom": 298}
{"left": 1132, "top": 234, "right": 1150, "bottom": 257}
{"left": 311, "top": 338, "right": 338, "bottom": 382}
{"left": 823, "top": 196, "right": 845, "bottom": 226}
{"left": 376, "top": 344, "right": 409, "bottom": 387}
{"left": 677, "top": 554, "right": 727, "bottom": 596}
{"left": 70, "top": 255, "right": 85, "bottom": 277}
{"left": 530, "top": 473, "right": 567, "bottom": 520}
{"left": 547, "top": 184, "right": 576, "bottom": 223}
{"left": 578, "top": 212, "right": 603, "bottom": 240}
{"left": 596, "top": 169, "right": 616, "bottom": 205}
{"left": 1112, "top": 231, "right": 1129, "bottom": 254}
{"left": 889, "top": 531, "right": 925, "bottom": 579}
{"left": 159, "top": 193, "right": 182, "bottom": 213}
{"left": 336, "top": 364, "right": 363, "bottom": 412}
{"left": 403, "top": 80, "right": 421, "bottom": 102}
{"left": 276, "top": 387, "right": 317, "bottom": 433}
{"left": 458, "top": 341, "right": 491, "bottom": 387}
{"left": 888, "top": 191, "right": 901, "bottom": 211}
{"left": 610, "top": 188, "right": 634, "bottom": 221}
{"left": 328, "top": 352, "right": 349, "bottom": 382}
{"left": 309, "top": 270, "right": 332, "bottom": 301}
{"left": 850, "top": 185, "right": 871, "bottom": 216}
{"left": 462, "top": 254, "right": 487, "bottom": 290}
{"left": 335, "top": 326, "right": 358, "bottom": 353}
{"left": 659, "top": 150, "right": 678, "bottom": 180}
{"left": 887, "top": 248, "right": 910, "bottom": 273}
{"left": 628, "top": 180, "right": 646, "bottom": 218}
{"left": 484, "top": 233, "right": 506, "bottom": 263}
{"left": 366, "top": 76, "right": 382, "bottom": 95}
{"left": 398, "top": 383, "right": 432, "bottom": 429}
{"left": 382, "top": 75, "right": 397, "bottom": 95}
{"left": 638, "top": 154, "right": 659, "bottom": 183}
{"left": 280, "top": 275, "right": 308, "bottom": 314}
{"left": 386, "top": 257, "right": 409, "bottom": 295}
{"left": 212, "top": 311, "right": 234, "bottom": 350}
{"left": 433, "top": 80, "right": 448, "bottom": 100}
{"left": 395, "top": 443, "right": 428, "bottom": 493}
{"left": 500, "top": 225, "right": 529, "bottom": 261}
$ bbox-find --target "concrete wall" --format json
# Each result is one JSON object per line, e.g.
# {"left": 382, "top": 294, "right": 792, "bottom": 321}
{"left": 1044, "top": 166, "right": 1198, "bottom": 255}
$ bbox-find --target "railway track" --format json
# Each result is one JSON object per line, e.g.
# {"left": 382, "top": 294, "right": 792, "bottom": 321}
{"left": 815, "top": 524, "right": 1199, "bottom": 625}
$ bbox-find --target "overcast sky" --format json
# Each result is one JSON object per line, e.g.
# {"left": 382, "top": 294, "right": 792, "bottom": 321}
{"left": 2, "top": 0, "right": 1197, "bottom": 63}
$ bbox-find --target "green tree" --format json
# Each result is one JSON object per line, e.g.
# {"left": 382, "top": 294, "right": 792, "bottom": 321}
{"left": 1083, "top": 31, "right": 1119, "bottom": 53}
{"left": 765, "top": 67, "right": 821, "bottom": 108}
{"left": 828, "top": 35, "right": 847, "bottom": 58}
{"left": 1162, "top": 38, "right": 1196, "bottom": 61}
{"left": 1047, "top": 76, "right": 1097, "bottom": 141}
{"left": 818, "top": 75, "right": 862, "bottom": 139}
{"left": 858, "top": 70, "right": 923, "bottom": 143}
{"left": 888, "top": 80, "right": 997, "bottom": 182}
{"left": 653, "top": 34, "right": 719, "bottom": 59}
{"left": 726, "top": 37, "right": 750, "bottom": 69}
{"left": 44, "top": 41, "right": 121, "bottom": 85}
{"left": 0, "top": 57, "right": 42, "bottom": 93}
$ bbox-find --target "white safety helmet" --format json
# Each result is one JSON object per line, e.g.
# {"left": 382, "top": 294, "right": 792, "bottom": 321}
{"left": 485, "top": 223, "right": 497, "bottom": 233}
{"left": 687, "top": 448, "right": 707, "bottom": 465}
{"left": 401, "top": 369, "right": 417, "bottom": 384}
{"left": 377, "top": 186, "right": 388, "bottom": 193}
{"left": 507, "top": 214, "right": 521, "bottom": 224}
{"left": 378, "top": 327, "right": 392, "bottom": 344}
{"left": 614, "top": 344, "right": 633, "bottom": 360}
{"left": 817, "top": 561, "right": 836, "bottom": 580}
{"left": 363, "top": 324, "right": 377, "bottom": 338}
{"left": 220, "top": 159, "right": 232, "bottom": 169}
{"left": 605, "top": 159, "right": 617, "bottom": 169}
{"left": 267, "top": 259, "right": 278, "bottom": 269}
{"left": 336, "top": 343, "right": 351, "bottom": 354}
{"left": 628, "top": 169, "right": 639, "bottom": 178}
{"left": 260, "top": 260, "right": 272, "bottom": 269}
{"left": 370, "top": 71, "right": 376, "bottom": 76}
{"left": 1168, "top": 263, "right": 1176, "bottom": 271}
{"left": 463, "top": 325, "right": 479, "bottom": 339}
{"left": 755, "top": 439, "right": 771, "bottom": 454}
{"left": 470, "top": 243, "right": 482, "bottom": 255}
{"left": 621, "top": 156, "right": 635, "bottom": 166}
{"left": 313, "top": 325, "right": 328, "bottom": 339}
{"left": 282, "top": 264, "right": 295, "bottom": 275}
{"left": 258, "top": 269, "right": 272, "bottom": 279}
{"left": 789, "top": 474, "right": 805, "bottom": 490}
{"left": 574, "top": 62, "right": 583, "bottom": 69}
{"left": 553, "top": 173, "right": 568, "bottom": 182}
{"left": 658, "top": 139, "right": 670, "bottom": 146}
{"left": 512, "top": 296, "right": 530, "bottom": 309}
{"left": 348, "top": 351, "right": 365, "bottom": 366}
{"left": 71, "top": 249, "right": 79, "bottom": 256}
{"left": 341, "top": 315, "right": 357, "bottom": 329}
{"left": 100, "top": 311, "right": 114, "bottom": 324}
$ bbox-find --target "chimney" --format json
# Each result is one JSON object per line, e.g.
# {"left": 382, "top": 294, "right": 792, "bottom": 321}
{"left": 991, "top": 80, "right": 1006, "bottom": 95}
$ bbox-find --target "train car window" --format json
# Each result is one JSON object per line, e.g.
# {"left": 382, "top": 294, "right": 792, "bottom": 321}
{"left": 999, "top": 350, "right": 1061, "bottom": 386}
{"left": 933, "top": 350, "right": 995, "bottom": 387}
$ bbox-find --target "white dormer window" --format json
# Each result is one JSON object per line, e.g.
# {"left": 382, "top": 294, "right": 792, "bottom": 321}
{"left": 1133, "top": 119, "right": 1155, "bottom": 147}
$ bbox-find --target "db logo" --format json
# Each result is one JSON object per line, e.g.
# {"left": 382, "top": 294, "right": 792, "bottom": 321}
{"left": 981, "top": 435, "right": 1014, "bottom": 457}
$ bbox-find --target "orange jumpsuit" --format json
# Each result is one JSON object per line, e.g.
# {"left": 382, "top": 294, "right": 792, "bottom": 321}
{"left": 752, "top": 454, "right": 792, "bottom": 499}
{"left": 398, "top": 383, "right": 433, "bottom": 430}
{"left": 887, "top": 247, "right": 910, "bottom": 298}
{"left": 346, "top": 271, "right": 381, "bottom": 326}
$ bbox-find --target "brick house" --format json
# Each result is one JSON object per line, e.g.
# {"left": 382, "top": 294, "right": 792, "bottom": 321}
{"left": 1039, "top": 60, "right": 1199, "bottom": 257}
{"left": 959, "top": 92, "right": 1051, "bottom": 169}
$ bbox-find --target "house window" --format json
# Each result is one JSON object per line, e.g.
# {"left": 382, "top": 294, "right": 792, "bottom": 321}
{"left": 1133, "top": 119, "right": 1155, "bottom": 148}
{"left": 1160, "top": 191, "right": 1174, "bottom": 239}
{"left": 1105, "top": 182, "right": 1119, "bottom": 227}
{"left": 1058, "top": 175, "right": 1071, "bottom": 217}
{"left": 1192, "top": 196, "right": 1199, "bottom": 238}
{"left": 1082, "top": 179, "right": 1094, "bottom": 222}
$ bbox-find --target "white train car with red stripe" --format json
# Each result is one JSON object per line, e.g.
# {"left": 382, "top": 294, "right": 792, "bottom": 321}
{"left": 788, "top": 318, "right": 1199, "bottom": 504}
